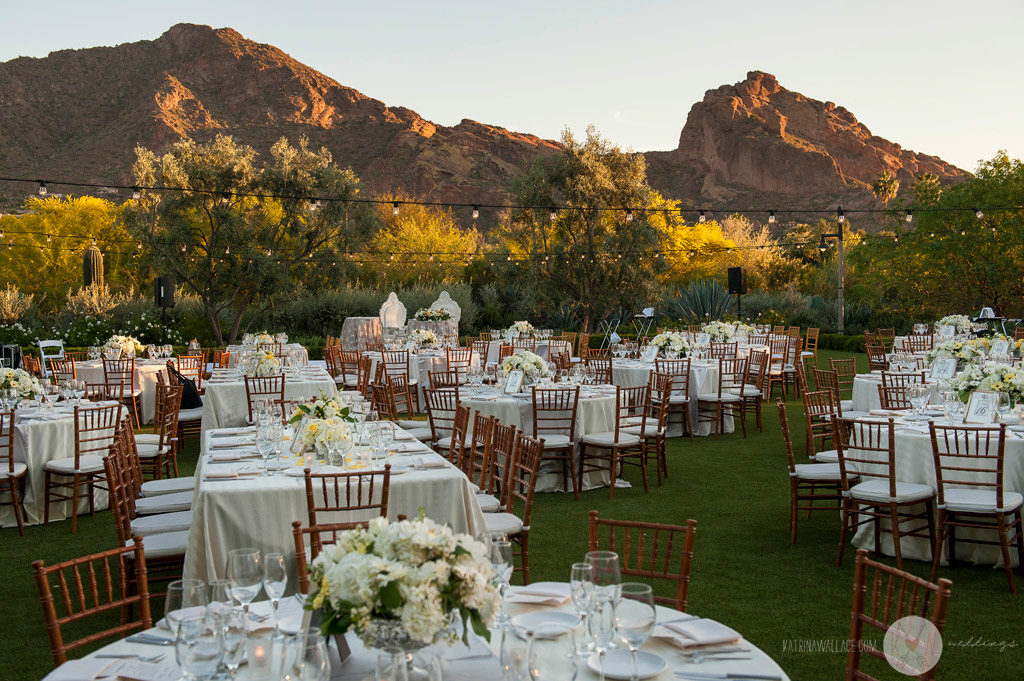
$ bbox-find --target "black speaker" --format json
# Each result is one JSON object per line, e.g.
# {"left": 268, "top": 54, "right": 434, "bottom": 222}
{"left": 154, "top": 276, "right": 175, "bottom": 308}
{"left": 727, "top": 267, "right": 746, "bottom": 295}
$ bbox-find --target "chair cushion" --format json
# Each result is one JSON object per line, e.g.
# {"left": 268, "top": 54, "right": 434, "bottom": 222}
{"left": 136, "top": 443, "right": 170, "bottom": 459}
{"left": 538, "top": 434, "right": 572, "bottom": 448}
{"left": 697, "top": 393, "right": 741, "bottom": 403}
{"left": 849, "top": 480, "right": 935, "bottom": 504}
{"left": 398, "top": 420, "right": 427, "bottom": 430}
{"left": 404, "top": 428, "right": 434, "bottom": 442}
{"left": 622, "top": 424, "right": 663, "bottom": 439}
{"left": 135, "top": 490, "right": 193, "bottom": 514}
{"left": 840, "top": 400, "right": 855, "bottom": 412}
{"left": 124, "top": 530, "right": 187, "bottom": 559}
{"left": 941, "top": 489, "right": 1024, "bottom": 514}
{"left": 135, "top": 433, "right": 161, "bottom": 445}
{"left": 667, "top": 395, "right": 690, "bottom": 405}
{"left": 0, "top": 461, "right": 27, "bottom": 478}
{"left": 813, "top": 449, "right": 839, "bottom": 463}
{"left": 580, "top": 431, "right": 641, "bottom": 447}
{"left": 435, "top": 436, "right": 454, "bottom": 450}
{"left": 794, "top": 463, "right": 845, "bottom": 481}
{"left": 141, "top": 476, "right": 196, "bottom": 497}
{"left": 476, "top": 493, "right": 501, "bottom": 513}
{"left": 44, "top": 455, "right": 105, "bottom": 474}
{"left": 130, "top": 510, "right": 193, "bottom": 535}
{"left": 485, "top": 512, "right": 524, "bottom": 536}
{"left": 727, "top": 385, "right": 761, "bottom": 397}
{"left": 178, "top": 407, "right": 204, "bottom": 422}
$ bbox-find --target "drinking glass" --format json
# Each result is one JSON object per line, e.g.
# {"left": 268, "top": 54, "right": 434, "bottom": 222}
{"left": 256, "top": 426, "right": 274, "bottom": 475}
{"left": 220, "top": 607, "right": 247, "bottom": 679}
{"left": 615, "top": 583, "right": 656, "bottom": 681}
{"left": 588, "top": 593, "right": 617, "bottom": 681}
{"left": 227, "top": 548, "right": 263, "bottom": 615}
{"left": 584, "top": 550, "right": 621, "bottom": 601}
{"left": 263, "top": 552, "right": 287, "bottom": 617}
{"left": 281, "top": 628, "right": 330, "bottom": 681}
{"left": 491, "top": 536, "right": 514, "bottom": 628}
{"left": 175, "top": 612, "right": 223, "bottom": 681}
{"left": 165, "top": 579, "right": 208, "bottom": 637}
{"left": 208, "top": 578, "right": 233, "bottom": 607}
{"left": 907, "top": 384, "right": 929, "bottom": 419}
{"left": 569, "top": 562, "right": 595, "bottom": 658}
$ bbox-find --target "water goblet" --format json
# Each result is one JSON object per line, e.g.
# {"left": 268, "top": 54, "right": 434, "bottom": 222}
{"left": 588, "top": 593, "right": 617, "bottom": 681}
{"left": 491, "top": 536, "right": 514, "bottom": 628}
{"left": 175, "top": 611, "right": 223, "bottom": 681}
{"left": 584, "top": 550, "right": 621, "bottom": 601}
{"left": 569, "top": 562, "right": 595, "bottom": 659}
{"left": 165, "top": 578, "right": 208, "bottom": 637}
{"left": 615, "top": 583, "right": 656, "bottom": 681}
{"left": 219, "top": 607, "right": 247, "bottom": 679}
{"left": 226, "top": 548, "right": 262, "bottom": 616}
{"left": 263, "top": 552, "right": 287, "bottom": 618}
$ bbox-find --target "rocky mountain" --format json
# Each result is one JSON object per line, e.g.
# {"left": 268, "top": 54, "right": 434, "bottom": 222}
{"left": 0, "top": 25, "right": 967, "bottom": 215}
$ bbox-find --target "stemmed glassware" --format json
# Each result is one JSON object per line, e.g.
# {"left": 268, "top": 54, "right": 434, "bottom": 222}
{"left": 227, "top": 548, "right": 263, "bottom": 616}
{"left": 907, "top": 383, "right": 930, "bottom": 420}
{"left": 491, "top": 535, "right": 514, "bottom": 628}
{"left": 615, "top": 583, "right": 656, "bottom": 681}
{"left": 263, "top": 552, "right": 287, "bottom": 619}
{"left": 569, "top": 562, "right": 595, "bottom": 660}
{"left": 219, "top": 606, "right": 247, "bottom": 680}
{"left": 585, "top": 551, "right": 621, "bottom": 681}
{"left": 175, "top": 611, "right": 223, "bottom": 681}
{"left": 256, "top": 425, "right": 274, "bottom": 475}
{"left": 164, "top": 579, "right": 208, "bottom": 637}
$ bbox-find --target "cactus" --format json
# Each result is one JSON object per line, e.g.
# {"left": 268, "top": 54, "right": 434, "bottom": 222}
{"left": 83, "top": 245, "right": 104, "bottom": 288}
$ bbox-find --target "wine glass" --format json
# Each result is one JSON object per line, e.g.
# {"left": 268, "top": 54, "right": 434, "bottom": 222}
{"left": 907, "top": 383, "right": 929, "bottom": 419}
{"left": 256, "top": 426, "right": 274, "bottom": 475}
{"left": 616, "top": 583, "right": 656, "bottom": 681}
{"left": 227, "top": 548, "right": 263, "bottom": 616}
{"left": 585, "top": 550, "right": 621, "bottom": 602}
{"left": 165, "top": 579, "right": 207, "bottom": 637}
{"left": 569, "top": 562, "right": 595, "bottom": 660}
{"left": 491, "top": 536, "right": 514, "bottom": 628}
{"left": 219, "top": 607, "right": 247, "bottom": 680}
{"left": 589, "top": 592, "right": 617, "bottom": 681}
{"left": 282, "top": 628, "right": 330, "bottom": 681}
{"left": 263, "top": 552, "right": 287, "bottom": 618}
{"left": 175, "top": 611, "right": 223, "bottom": 681}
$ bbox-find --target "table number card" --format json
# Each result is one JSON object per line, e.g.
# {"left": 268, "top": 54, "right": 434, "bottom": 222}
{"left": 964, "top": 390, "right": 998, "bottom": 424}
{"left": 929, "top": 357, "right": 957, "bottom": 380}
{"left": 504, "top": 370, "right": 524, "bottom": 394}
{"left": 641, "top": 346, "right": 659, "bottom": 363}
{"left": 990, "top": 339, "right": 1010, "bottom": 357}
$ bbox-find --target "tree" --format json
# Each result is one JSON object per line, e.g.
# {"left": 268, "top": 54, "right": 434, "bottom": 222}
{"left": 913, "top": 172, "right": 942, "bottom": 207}
{"left": 498, "top": 127, "right": 666, "bottom": 332}
{"left": 716, "top": 214, "right": 792, "bottom": 290}
{"left": 652, "top": 197, "right": 735, "bottom": 285}
{"left": 124, "top": 135, "right": 373, "bottom": 344}
{"left": 872, "top": 170, "right": 900, "bottom": 229}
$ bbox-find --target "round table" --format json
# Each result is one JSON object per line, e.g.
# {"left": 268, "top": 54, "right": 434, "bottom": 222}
{"left": 75, "top": 358, "right": 167, "bottom": 424}
{"left": 851, "top": 372, "right": 942, "bottom": 413}
{"left": 201, "top": 369, "right": 338, "bottom": 433}
{"left": 340, "top": 317, "right": 383, "bottom": 350}
{"left": 611, "top": 359, "right": 731, "bottom": 437}
{"left": 364, "top": 350, "right": 481, "bottom": 402}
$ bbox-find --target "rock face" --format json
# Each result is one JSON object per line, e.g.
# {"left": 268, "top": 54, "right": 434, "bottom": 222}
{"left": 0, "top": 28, "right": 965, "bottom": 212}
{"left": 645, "top": 71, "right": 967, "bottom": 208}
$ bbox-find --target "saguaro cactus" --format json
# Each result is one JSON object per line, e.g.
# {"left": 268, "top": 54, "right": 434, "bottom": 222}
{"left": 83, "top": 245, "right": 104, "bottom": 288}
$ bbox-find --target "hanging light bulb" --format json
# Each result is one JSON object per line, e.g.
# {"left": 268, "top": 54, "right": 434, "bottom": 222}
{"left": 392, "top": 202, "right": 400, "bottom": 216}
{"left": 837, "top": 206, "right": 845, "bottom": 223}
{"left": 136, "top": 241, "right": 141, "bottom": 249}
{"left": 975, "top": 208, "right": 984, "bottom": 219}
{"left": 625, "top": 209, "right": 633, "bottom": 222}
{"left": 817, "top": 235, "right": 828, "bottom": 252}
{"left": 768, "top": 210, "right": 776, "bottom": 224}
{"left": 698, "top": 210, "right": 706, "bottom": 223}
{"left": 38, "top": 181, "right": 47, "bottom": 196}
{"left": 472, "top": 206, "right": 479, "bottom": 220}
{"left": 132, "top": 186, "right": 141, "bottom": 200}
{"left": 91, "top": 237, "right": 97, "bottom": 245}
{"left": 549, "top": 207, "right": 557, "bottom": 221}
{"left": 46, "top": 234, "right": 52, "bottom": 243}
{"left": 180, "top": 243, "right": 186, "bottom": 252}
{"left": 905, "top": 210, "right": 913, "bottom": 223}
{"left": 220, "top": 191, "right": 231, "bottom": 205}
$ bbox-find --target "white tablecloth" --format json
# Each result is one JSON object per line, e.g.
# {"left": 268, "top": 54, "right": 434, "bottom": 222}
{"left": 612, "top": 360, "right": 731, "bottom": 437}
{"left": 201, "top": 370, "right": 338, "bottom": 433}
{"left": 340, "top": 317, "right": 382, "bottom": 350}
{"left": 483, "top": 340, "right": 553, "bottom": 365}
{"left": 365, "top": 351, "right": 480, "bottom": 401}
{"left": 75, "top": 359, "right": 167, "bottom": 424}
{"left": 849, "top": 417, "right": 1024, "bottom": 567}
{"left": 851, "top": 373, "right": 942, "bottom": 413}
{"left": 183, "top": 428, "right": 487, "bottom": 588}
{"left": 225, "top": 343, "right": 308, "bottom": 368}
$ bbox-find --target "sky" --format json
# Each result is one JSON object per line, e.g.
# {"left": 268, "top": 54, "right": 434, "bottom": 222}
{"left": 1, "top": 0, "right": 1021, "bottom": 172}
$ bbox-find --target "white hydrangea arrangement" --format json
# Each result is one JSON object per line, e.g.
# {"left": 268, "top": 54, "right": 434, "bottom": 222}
{"left": 295, "top": 414, "right": 354, "bottom": 458}
{"left": 306, "top": 515, "right": 500, "bottom": 646}
{"left": 413, "top": 307, "right": 452, "bottom": 322}
{"left": 0, "top": 368, "right": 44, "bottom": 399}
{"left": 924, "top": 338, "right": 988, "bottom": 366}
{"left": 103, "top": 334, "right": 144, "bottom": 357}
{"left": 649, "top": 331, "right": 690, "bottom": 356}
{"left": 507, "top": 321, "right": 534, "bottom": 337}
{"left": 501, "top": 350, "right": 550, "bottom": 378}
{"left": 702, "top": 321, "right": 736, "bottom": 342}
{"left": 936, "top": 315, "right": 973, "bottom": 333}
{"left": 247, "top": 350, "right": 281, "bottom": 377}
{"left": 290, "top": 393, "right": 354, "bottom": 423}
{"left": 734, "top": 322, "right": 756, "bottom": 334}
{"left": 949, "top": 362, "right": 1024, "bottom": 405}
{"left": 410, "top": 328, "right": 439, "bottom": 348}
{"left": 242, "top": 331, "right": 276, "bottom": 346}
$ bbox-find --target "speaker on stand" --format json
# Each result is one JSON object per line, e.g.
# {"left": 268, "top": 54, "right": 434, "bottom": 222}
{"left": 727, "top": 267, "right": 746, "bottom": 317}
{"left": 154, "top": 276, "right": 175, "bottom": 344}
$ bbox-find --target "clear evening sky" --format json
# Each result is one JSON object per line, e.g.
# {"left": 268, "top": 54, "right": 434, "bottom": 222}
{"left": 2, "top": 0, "right": 1020, "bottom": 173}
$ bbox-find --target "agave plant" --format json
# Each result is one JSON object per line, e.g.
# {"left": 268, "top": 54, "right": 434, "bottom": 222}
{"left": 666, "top": 279, "right": 733, "bottom": 322}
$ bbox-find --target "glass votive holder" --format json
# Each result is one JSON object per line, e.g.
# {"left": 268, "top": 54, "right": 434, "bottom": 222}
{"left": 245, "top": 627, "right": 277, "bottom": 681}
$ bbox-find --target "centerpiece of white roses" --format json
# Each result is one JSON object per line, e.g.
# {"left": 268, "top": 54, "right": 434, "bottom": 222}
{"left": 306, "top": 515, "right": 500, "bottom": 664}
{"left": 949, "top": 361, "right": 1024, "bottom": 407}
{"left": 648, "top": 331, "right": 689, "bottom": 357}
{"left": 409, "top": 328, "right": 439, "bottom": 349}
{"left": 245, "top": 350, "right": 281, "bottom": 377}
{"left": 289, "top": 394, "right": 356, "bottom": 465}
{"left": 506, "top": 321, "right": 534, "bottom": 338}
{"left": 935, "top": 314, "right": 973, "bottom": 334}
{"left": 242, "top": 331, "right": 277, "bottom": 346}
{"left": 702, "top": 321, "right": 736, "bottom": 342}
{"left": 924, "top": 338, "right": 988, "bottom": 366}
{"left": 103, "top": 334, "right": 144, "bottom": 358}
{"left": 0, "top": 368, "right": 44, "bottom": 401}
{"left": 500, "top": 350, "right": 550, "bottom": 385}
{"left": 413, "top": 307, "right": 452, "bottom": 322}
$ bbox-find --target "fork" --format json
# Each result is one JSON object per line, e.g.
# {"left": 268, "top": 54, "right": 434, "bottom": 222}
{"left": 95, "top": 652, "right": 166, "bottom": 663}
{"left": 678, "top": 648, "right": 751, "bottom": 664}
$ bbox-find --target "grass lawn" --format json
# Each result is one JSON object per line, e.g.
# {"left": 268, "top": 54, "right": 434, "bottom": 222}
{"left": 2, "top": 349, "right": 1021, "bottom": 679}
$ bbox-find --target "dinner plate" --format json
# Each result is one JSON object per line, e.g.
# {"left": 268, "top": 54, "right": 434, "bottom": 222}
{"left": 511, "top": 611, "right": 579, "bottom": 639}
{"left": 586, "top": 650, "right": 666, "bottom": 680}
{"left": 1008, "top": 425, "right": 1024, "bottom": 433}
{"left": 283, "top": 467, "right": 308, "bottom": 477}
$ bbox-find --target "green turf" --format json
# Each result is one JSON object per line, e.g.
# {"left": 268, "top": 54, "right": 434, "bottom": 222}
{"left": 3, "top": 350, "right": 1021, "bottom": 679}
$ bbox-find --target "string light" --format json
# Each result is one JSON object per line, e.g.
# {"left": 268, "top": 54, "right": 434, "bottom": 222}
{"left": 392, "top": 202, "right": 400, "bottom": 216}
{"left": 132, "top": 186, "right": 141, "bottom": 200}
{"left": 625, "top": 209, "right": 633, "bottom": 222}
{"left": 905, "top": 210, "right": 913, "bottom": 223}
{"left": 837, "top": 206, "right": 845, "bottom": 223}
{"left": 549, "top": 208, "right": 557, "bottom": 221}
{"left": 37, "top": 181, "right": 47, "bottom": 196}
{"left": 472, "top": 206, "right": 479, "bottom": 220}
{"left": 698, "top": 210, "right": 706, "bottom": 223}
{"left": 768, "top": 210, "right": 776, "bottom": 224}
{"left": 975, "top": 208, "right": 984, "bottom": 219}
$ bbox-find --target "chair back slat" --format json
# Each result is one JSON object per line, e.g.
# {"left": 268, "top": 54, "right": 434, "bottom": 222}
{"left": 929, "top": 423, "right": 1007, "bottom": 509}
{"left": 489, "top": 421, "right": 518, "bottom": 499}
{"left": 244, "top": 375, "right": 286, "bottom": 424}
{"left": 877, "top": 385, "right": 911, "bottom": 410}
{"left": 655, "top": 358, "right": 691, "bottom": 400}
{"left": 303, "top": 467, "right": 391, "bottom": 552}
{"left": 531, "top": 386, "right": 580, "bottom": 439}
{"left": 835, "top": 418, "right": 898, "bottom": 495}
{"left": 466, "top": 412, "right": 495, "bottom": 488}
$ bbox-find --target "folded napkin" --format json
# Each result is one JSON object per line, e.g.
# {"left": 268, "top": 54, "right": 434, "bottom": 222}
{"left": 505, "top": 582, "right": 571, "bottom": 605}
{"left": 900, "top": 424, "right": 932, "bottom": 434}
{"left": 868, "top": 409, "right": 904, "bottom": 417}
{"left": 209, "top": 451, "right": 242, "bottom": 462}
{"left": 654, "top": 617, "right": 741, "bottom": 649}
{"left": 157, "top": 605, "right": 208, "bottom": 630}
{"left": 202, "top": 467, "right": 238, "bottom": 480}
{"left": 211, "top": 427, "right": 257, "bottom": 436}
{"left": 411, "top": 456, "right": 449, "bottom": 469}
{"left": 42, "top": 659, "right": 113, "bottom": 681}
{"left": 209, "top": 436, "right": 256, "bottom": 448}
{"left": 393, "top": 432, "right": 415, "bottom": 441}
{"left": 99, "top": 660, "right": 179, "bottom": 681}
{"left": 392, "top": 441, "right": 429, "bottom": 453}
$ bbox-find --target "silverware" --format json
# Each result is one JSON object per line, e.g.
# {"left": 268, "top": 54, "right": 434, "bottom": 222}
{"left": 125, "top": 634, "right": 175, "bottom": 646}
{"left": 95, "top": 653, "right": 166, "bottom": 662}
{"left": 674, "top": 673, "right": 782, "bottom": 681}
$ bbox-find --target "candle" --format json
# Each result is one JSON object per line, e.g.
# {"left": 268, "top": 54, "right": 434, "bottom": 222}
{"left": 246, "top": 628, "right": 275, "bottom": 681}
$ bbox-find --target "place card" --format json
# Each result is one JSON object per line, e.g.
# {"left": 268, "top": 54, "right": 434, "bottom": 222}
{"left": 641, "top": 346, "right": 659, "bottom": 363}
{"left": 504, "top": 370, "right": 524, "bottom": 394}
{"left": 929, "top": 357, "right": 956, "bottom": 380}
{"left": 964, "top": 390, "right": 999, "bottom": 424}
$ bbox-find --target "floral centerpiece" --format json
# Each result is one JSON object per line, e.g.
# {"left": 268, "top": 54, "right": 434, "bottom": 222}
{"left": 0, "top": 368, "right": 44, "bottom": 400}
{"left": 306, "top": 516, "right": 500, "bottom": 649}
{"left": 103, "top": 334, "right": 144, "bottom": 357}
{"left": 246, "top": 350, "right": 281, "bottom": 377}
{"left": 500, "top": 350, "right": 550, "bottom": 379}
{"left": 242, "top": 331, "right": 276, "bottom": 346}
{"left": 289, "top": 394, "right": 357, "bottom": 464}
{"left": 409, "top": 328, "right": 439, "bottom": 348}
{"left": 702, "top": 321, "right": 735, "bottom": 342}
{"left": 413, "top": 307, "right": 452, "bottom": 322}
{"left": 734, "top": 322, "right": 756, "bottom": 335}
{"left": 949, "top": 362, "right": 1024, "bottom": 406}
{"left": 649, "top": 331, "right": 689, "bottom": 356}
{"left": 936, "top": 314, "right": 973, "bottom": 334}
{"left": 507, "top": 321, "right": 534, "bottom": 337}
{"left": 924, "top": 338, "right": 988, "bottom": 366}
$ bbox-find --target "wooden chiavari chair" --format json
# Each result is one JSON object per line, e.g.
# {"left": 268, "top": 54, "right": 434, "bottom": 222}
{"left": 829, "top": 357, "right": 858, "bottom": 400}
{"left": 357, "top": 355, "right": 374, "bottom": 398}
{"left": 244, "top": 374, "right": 285, "bottom": 424}
{"left": 575, "top": 333, "right": 590, "bottom": 361}
{"left": 881, "top": 370, "right": 926, "bottom": 388}
{"left": 1, "top": 408, "right": 27, "bottom": 535}
{"left": 483, "top": 433, "right": 544, "bottom": 583}
{"left": 446, "top": 348, "right": 472, "bottom": 383}
{"left": 697, "top": 357, "right": 747, "bottom": 439}
{"left": 382, "top": 350, "right": 419, "bottom": 414}
{"left": 846, "top": 549, "right": 952, "bottom": 681}
{"left": 444, "top": 404, "right": 470, "bottom": 468}
{"left": 176, "top": 355, "right": 203, "bottom": 394}
{"left": 21, "top": 353, "right": 42, "bottom": 377}
{"left": 292, "top": 520, "right": 376, "bottom": 594}
{"left": 865, "top": 342, "right": 889, "bottom": 372}
{"left": 33, "top": 537, "right": 153, "bottom": 666}
{"left": 834, "top": 417, "right": 936, "bottom": 569}
{"left": 370, "top": 381, "right": 399, "bottom": 422}
{"left": 510, "top": 338, "right": 536, "bottom": 353}
{"left": 585, "top": 347, "right": 610, "bottom": 360}
{"left": 531, "top": 385, "right": 581, "bottom": 497}
{"left": 103, "top": 356, "right": 143, "bottom": 428}
{"left": 257, "top": 342, "right": 284, "bottom": 359}
{"left": 801, "top": 389, "right": 839, "bottom": 463}
{"left": 466, "top": 412, "right": 499, "bottom": 511}
{"left": 902, "top": 333, "right": 934, "bottom": 353}
{"left": 777, "top": 400, "right": 849, "bottom": 544}
{"left": 113, "top": 416, "right": 193, "bottom": 516}
{"left": 1014, "top": 327, "right": 1024, "bottom": 341}
{"left": 47, "top": 357, "right": 76, "bottom": 384}
{"left": 135, "top": 383, "right": 182, "bottom": 479}
{"left": 928, "top": 422, "right": 1023, "bottom": 592}
{"left": 63, "top": 351, "right": 86, "bottom": 363}
{"left": 428, "top": 369, "right": 461, "bottom": 390}
{"left": 587, "top": 510, "right": 697, "bottom": 612}
{"left": 423, "top": 387, "right": 460, "bottom": 450}
{"left": 735, "top": 350, "right": 768, "bottom": 432}
{"left": 470, "top": 339, "right": 491, "bottom": 367}
{"left": 587, "top": 356, "right": 612, "bottom": 384}
{"left": 709, "top": 342, "right": 737, "bottom": 359}
{"left": 875, "top": 328, "right": 896, "bottom": 352}
{"left": 623, "top": 372, "right": 671, "bottom": 485}
{"left": 487, "top": 421, "right": 518, "bottom": 508}
{"left": 323, "top": 345, "right": 342, "bottom": 387}
{"left": 802, "top": 327, "right": 819, "bottom": 361}
{"left": 655, "top": 357, "right": 694, "bottom": 440}
{"left": 338, "top": 350, "right": 361, "bottom": 391}
{"left": 579, "top": 385, "right": 650, "bottom": 498}
{"left": 43, "top": 402, "right": 123, "bottom": 532}
{"left": 303, "top": 466, "right": 391, "bottom": 529}
{"left": 813, "top": 367, "right": 846, "bottom": 418}
{"left": 497, "top": 344, "right": 514, "bottom": 364}
{"left": 877, "top": 385, "right": 911, "bottom": 410}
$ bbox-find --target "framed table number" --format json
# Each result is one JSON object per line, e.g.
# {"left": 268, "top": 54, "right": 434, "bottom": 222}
{"left": 641, "top": 346, "right": 659, "bottom": 363}
{"left": 990, "top": 339, "right": 1010, "bottom": 357}
{"left": 964, "top": 390, "right": 998, "bottom": 424}
{"left": 504, "top": 369, "right": 524, "bottom": 394}
{"left": 929, "top": 357, "right": 957, "bottom": 380}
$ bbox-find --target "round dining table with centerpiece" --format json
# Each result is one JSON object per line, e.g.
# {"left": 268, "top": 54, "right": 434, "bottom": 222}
{"left": 611, "top": 358, "right": 732, "bottom": 437}
{"left": 850, "top": 372, "right": 943, "bottom": 413}
{"left": 73, "top": 357, "right": 170, "bottom": 424}
{"left": 200, "top": 367, "right": 338, "bottom": 433}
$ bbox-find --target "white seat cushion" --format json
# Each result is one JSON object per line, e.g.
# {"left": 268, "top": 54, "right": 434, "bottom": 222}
{"left": 697, "top": 393, "right": 741, "bottom": 403}
{"left": 44, "top": 455, "right": 104, "bottom": 474}
{"left": 398, "top": 420, "right": 426, "bottom": 430}
{"left": 0, "top": 461, "right": 27, "bottom": 477}
{"left": 342, "top": 377, "right": 359, "bottom": 387}
{"left": 136, "top": 443, "right": 170, "bottom": 459}
{"left": 485, "top": 512, "right": 524, "bottom": 536}
{"left": 135, "top": 490, "right": 193, "bottom": 514}
{"left": 849, "top": 480, "right": 935, "bottom": 504}
{"left": 794, "top": 463, "right": 844, "bottom": 481}
{"left": 813, "top": 449, "right": 839, "bottom": 463}
{"left": 130, "top": 510, "right": 193, "bottom": 535}
{"left": 620, "top": 416, "right": 645, "bottom": 427}
{"left": 435, "top": 436, "right": 454, "bottom": 450}
{"left": 405, "top": 428, "right": 434, "bottom": 442}
{"left": 580, "top": 431, "right": 641, "bottom": 447}
{"left": 840, "top": 400, "right": 855, "bottom": 412}
{"left": 178, "top": 407, "right": 204, "bottom": 421}
{"left": 622, "top": 424, "right": 663, "bottom": 439}
{"left": 667, "top": 395, "right": 690, "bottom": 405}
{"left": 476, "top": 493, "right": 501, "bottom": 513}
{"left": 538, "top": 434, "right": 572, "bottom": 448}
{"left": 135, "top": 433, "right": 161, "bottom": 445}
{"left": 141, "top": 476, "right": 196, "bottom": 497}
{"left": 125, "top": 530, "right": 187, "bottom": 559}
{"left": 727, "top": 385, "right": 761, "bottom": 397}
{"left": 941, "top": 489, "right": 1024, "bottom": 514}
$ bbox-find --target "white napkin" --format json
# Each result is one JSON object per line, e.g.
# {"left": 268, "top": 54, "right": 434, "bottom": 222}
{"left": 393, "top": 432, "right": 416, "bottom": 441}
{"left": 868, "top": 409, "right": 904, "bottom": 417}
{"left": 393, "top": 441, "right": 429, "bottom": 453}
{"left": 411, "top": 456, "right": 448, "bottom": 469}
{"left": 654, "top": 618, "right": 741, "bottom": 649}
{"left": 202, "top": 467, "right": 238, "bottom": 480}
{"left": 209, "top": 436, "right": 255, "bottom": 448}
{"left": 42, "top": 659, "right": 112, "bottom": 681}
{"left": 211, "top": 427, "right": 256, "bottom": 436}
{"left": 505, "top": 582, "right": 571, "bottom": 605}
{"left": 101, "top": 660, "right": 179, "bottom": 681}
{"left": 209, "top": 451, "right": 242, "bottom": 462}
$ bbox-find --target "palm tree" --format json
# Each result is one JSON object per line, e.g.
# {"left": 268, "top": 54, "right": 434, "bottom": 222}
{"left": 872, "top": 170, "right": 900, "bottom": 230}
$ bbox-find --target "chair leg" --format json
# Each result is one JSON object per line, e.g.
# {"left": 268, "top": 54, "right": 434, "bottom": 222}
{"left": 837, "top": 502, "right": 852, "bottom": 566}
{"left": 889, "top": 504, "right": 903, "bottom": 570}
{"left": 519, "top": 532, "right": 530, "bottom": 585}
{"left": 996, "top": 513, "right": 1017, "bottom": 594}
{"left": 790, "top": 481, "right": 799, "bottom": 545}
{"left": 607, "top": 447, "right": 618, "bottom": 500}
{"left": 70, "top": 474, "right": 81, "bottom": 534}
{"left": 1015, "top": 511, "right": 1024, "bottom": 578}
{"left": 44, "top": 471, "right": 53, "bottom": 525}
{"left": 8, "top": 479, "right": 24, "bottom": 536}
{"left": 930, "top": 512, "right": 946, "bottom": 583}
